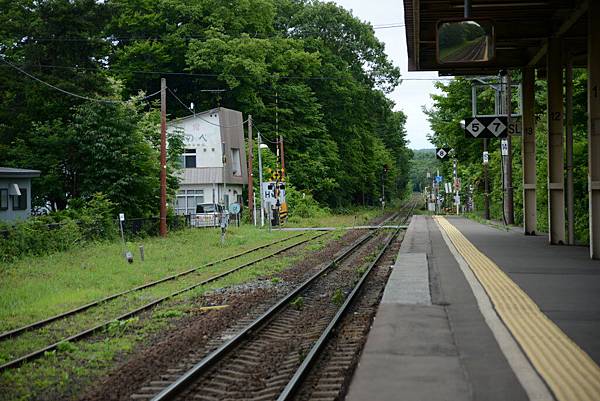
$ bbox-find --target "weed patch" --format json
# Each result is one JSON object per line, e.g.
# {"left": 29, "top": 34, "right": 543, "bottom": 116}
{"left": 331, "top": 288, "right": 345, "bottom": 307}
{"left": 290, "top": 296, "right": 304, "bottom": 310}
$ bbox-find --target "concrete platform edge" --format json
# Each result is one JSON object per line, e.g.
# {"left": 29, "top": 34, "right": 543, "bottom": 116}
{"left": 434, "top": 217, "right": 554, "bottom": 401}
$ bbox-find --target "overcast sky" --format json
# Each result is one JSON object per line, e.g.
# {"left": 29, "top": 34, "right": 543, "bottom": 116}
{"left": 331, "top": 0, "right": 441, "bottom": 150}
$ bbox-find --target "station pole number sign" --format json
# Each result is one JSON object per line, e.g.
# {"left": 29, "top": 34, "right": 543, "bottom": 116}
{"left": 436, "top": 147, "right": 453, "bottom": 160}
{"left": 501, "top": 139, "right": 509, "bottom": 156}
{"left": 465, "top": 116, "right": 509, "bottom": 138}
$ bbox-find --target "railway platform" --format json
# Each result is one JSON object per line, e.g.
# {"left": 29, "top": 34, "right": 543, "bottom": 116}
{"left": 347, "top": 215, "right": 600, "bottom": 401}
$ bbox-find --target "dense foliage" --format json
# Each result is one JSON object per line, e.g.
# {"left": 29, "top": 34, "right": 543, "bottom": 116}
{"left": 0, "top": 193, "right": 117, "bottom": 262}
{"left": 409, "top": 149, "right": 440, "bottom": 193}
{"left": 424, "top": 72, "right": 590, "bottom": 243}
{"left": 1, "top": 0, "right": 411, "bottom": 218}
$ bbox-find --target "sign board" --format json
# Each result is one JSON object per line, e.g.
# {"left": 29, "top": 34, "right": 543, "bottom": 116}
{"left": 220, "top": 211, "right": 229, "bottom": 229}
{"left": 435, "top": 175, "right": 443, "bottom": 183}
{"left": 119, "top": 213, "right": 125, "bottom": 222}
{"left": 444, "top": 182, "right": 451, "bottom": 193}
{"left": 483, "top": 151, "right": 489, "bottom": 164}
{"left": 229, "top": 203, "right": 241, "bottom": 214}
{"left": 454, "top": 194, "right": 461, "bottom": 205}
{"left": 436, "top": 147, "right": 452, "bottom": 160}
{"left": 453, "top": 177, "right": 461, "bottom": 191}
{"left": 464, "top": 116, "right": 509, "bottom": 138}
{"left": 508, "top": 116, "right": 522, "bottom": 136}
{"left": 501, "top": 139, "right": 509, "bottom": 156}
{"left": 262, "top": 181, "right": 286, "bottom": 208}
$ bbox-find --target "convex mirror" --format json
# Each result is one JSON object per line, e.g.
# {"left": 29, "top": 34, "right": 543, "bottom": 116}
{"left": 437, "top": 19, "right": 495, "bottom": 64}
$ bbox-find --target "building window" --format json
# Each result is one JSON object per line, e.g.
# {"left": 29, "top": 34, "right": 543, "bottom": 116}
{"left": 13, "top": 188, "right": 27, "bottom": 210}
{"left": 175, "top": 189, "right": 204, "bottom": 215}
{"left": 0, "top": 189, "right": 8, "bottom": 210}
{"left": 181, "top": 148, "right": 197, "bottom": 168}
{"left": 231, "top": 148, "right": 242, "bottom": 176}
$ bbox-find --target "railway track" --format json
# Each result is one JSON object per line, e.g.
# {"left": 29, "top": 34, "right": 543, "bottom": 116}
{"left": 128, "top": 206, "right": 414, "bottom": 401}
{"left": 0, "top": 231, "right": 327, "bottom": 372}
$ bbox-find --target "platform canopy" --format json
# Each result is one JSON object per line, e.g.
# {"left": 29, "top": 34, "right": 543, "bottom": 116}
{"left": 403, "top": 0, "right": 589, "bottom": 75}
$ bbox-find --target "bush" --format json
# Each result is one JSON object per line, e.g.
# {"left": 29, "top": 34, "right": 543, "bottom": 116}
{"left": 0, "top": 193, "right": 117, "bottom": 263}
{"left": 285, "top": 185, "right": 330, "bottom": 219}
{"left": 0, "top": 217, "right": 81, "bottom": 263}
{"left": 63, "top": 193, "right": 118, "bottom": 241}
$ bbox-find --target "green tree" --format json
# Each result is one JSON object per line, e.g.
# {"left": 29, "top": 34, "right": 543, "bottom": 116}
{"left": 425, "top": 72, "right": 590, "bottom": 242}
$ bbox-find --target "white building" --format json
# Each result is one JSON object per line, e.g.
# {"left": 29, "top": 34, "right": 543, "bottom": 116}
{"left": 167, "top": 108, "right": 248, "bottom": 215}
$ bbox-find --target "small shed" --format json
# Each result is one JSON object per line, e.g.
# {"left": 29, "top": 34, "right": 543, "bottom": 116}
{"left": 0, "top": 167, "right": 41, "bottom": 221}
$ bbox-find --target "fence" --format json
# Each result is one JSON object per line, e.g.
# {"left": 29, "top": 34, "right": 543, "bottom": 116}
{"left": 0, "top": 216, "right": 191, "bottom": 241}
{"left": 0, "top": 222, "right": 66, "bottom": 240}
{"left": 118, "top": 215, "right": 191, "bottom": 238}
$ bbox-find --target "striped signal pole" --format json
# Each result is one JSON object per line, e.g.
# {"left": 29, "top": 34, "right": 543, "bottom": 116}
{"left": 279, "top": 135, "right": 285, "bottom": 181}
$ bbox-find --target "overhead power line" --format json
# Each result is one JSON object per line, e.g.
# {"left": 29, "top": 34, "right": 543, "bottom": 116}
{"left": 372, "top": 24, "right": 406, "bottom": 29}
{"left": 0, "top": 62, "right": 346, "bottom": 81}
{"left": 16, "top": 24, "right": 406, "bottom": 42}
{"left": 167, "top": 87, "right": 249, "bottom": 128}
{"left": 0, "top": 57, "right": 162, "bottom": 104}
{"left": 0, "top": 62, "right": 454, "bottom": 82}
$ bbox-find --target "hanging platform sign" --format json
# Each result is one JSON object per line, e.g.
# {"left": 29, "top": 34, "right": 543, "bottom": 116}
{"left": 464, "top": 116, "right": 509, "bottom": 138}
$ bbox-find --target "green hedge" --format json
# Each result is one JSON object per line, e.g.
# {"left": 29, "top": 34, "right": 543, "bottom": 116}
{"left": 0, "top": 194, "right": 117, "bottom": 263}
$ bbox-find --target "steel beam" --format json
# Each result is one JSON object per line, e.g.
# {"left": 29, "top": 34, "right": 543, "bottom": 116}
{"left": 547, "top": 38, "right": 565, "bottom": 244}
{"left": 522, "top": 68, "right": 536, "bottom": 235}
{"left": 588, "top": 1, "right": 600, "bottom": 258}
{"left": 527, "top": 1, "right": 588, "bottom": 67}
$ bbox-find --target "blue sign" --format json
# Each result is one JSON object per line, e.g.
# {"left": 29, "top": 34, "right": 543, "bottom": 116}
{"left": 435, "top": 175, "right": 443, "bottom": 183}
{"left": 229, "top": 203, "right": 241, "bottom": 214}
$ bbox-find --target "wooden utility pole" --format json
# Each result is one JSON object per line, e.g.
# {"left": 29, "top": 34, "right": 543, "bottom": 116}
{"left": 279, "top": 135, "right": 285, "bottom": 180}
{"left": 159, "top": 78, "right": 168, "bottom": 237}
{"left": 247, "top": 115, "right": 254, "bottom": 224}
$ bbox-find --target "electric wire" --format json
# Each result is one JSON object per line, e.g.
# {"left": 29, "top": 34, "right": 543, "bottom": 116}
{"left": 167, "top": 87, "right": 249, "bottom": 128}
{"left": 372, "top": 24, "right": 405, "bottom": 29}
{"left": 0, "top": 62, "right": 455, "bottom": 81}
{"left": 255, "top": 129, "right": 279, "bottom": 145}
{"left": 16, "top": 22, "right": 406, "bottom": 42}
{"left": 0, "top": 57, "right": 162, "bottom": 104}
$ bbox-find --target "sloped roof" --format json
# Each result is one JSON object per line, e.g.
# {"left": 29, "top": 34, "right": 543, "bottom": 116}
{"left": 0, "top": 167, "right": 41, "bottom": 178}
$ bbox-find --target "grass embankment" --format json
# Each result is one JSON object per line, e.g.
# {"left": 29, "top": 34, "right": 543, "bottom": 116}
{"left": 0, "top": 225, "right": 292, "bottom": 331}
{"left": 0, "top": 232, "right": 339, "bottom": 401}
{"left": 0, "top": 211, "right": 362, "bottom": 401}
{"left": 285, "top": 208, "right": 380, "bottom": 228}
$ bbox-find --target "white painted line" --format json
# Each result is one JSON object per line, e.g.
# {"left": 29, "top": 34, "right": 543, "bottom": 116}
{"left": 435, "top": 219, "right": 554, "bottom": 401}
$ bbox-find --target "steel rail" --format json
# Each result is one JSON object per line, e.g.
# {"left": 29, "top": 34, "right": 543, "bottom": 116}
{"left": 277, "top": 215, "right": 408, "bottom": 400}
{"left": 149, "top": 212, "right": 402, "bottom": 401}
{"left": 0, "top": 233, "right": 305, "bottom": 341}
{"left": 0, "top": 232, "right": 325, "bottom": 372}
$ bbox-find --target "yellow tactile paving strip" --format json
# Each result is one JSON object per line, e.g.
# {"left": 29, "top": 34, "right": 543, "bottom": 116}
{"left": 435, "top": 216, "right": 600, "bottom": 401}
